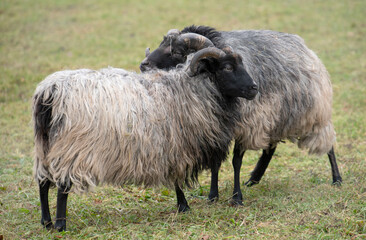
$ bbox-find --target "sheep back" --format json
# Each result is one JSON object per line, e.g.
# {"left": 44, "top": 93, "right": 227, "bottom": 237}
{"left": 222, "top": 30, "right": 335, "bottom": 154}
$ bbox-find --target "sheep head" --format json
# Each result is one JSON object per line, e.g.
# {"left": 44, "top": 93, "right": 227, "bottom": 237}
{"left": 140, "top": 29, "right": 214, "bottom": 72}
{"left": 188, "top": 47, "right": 258, "bottom": 99}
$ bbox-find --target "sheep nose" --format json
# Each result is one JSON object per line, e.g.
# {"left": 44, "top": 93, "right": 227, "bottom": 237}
{"left": 250, "top": 84, "right": 258, "bottom": 90}
{"left": 140, "top": 59, "right": 150, "bottom": 72}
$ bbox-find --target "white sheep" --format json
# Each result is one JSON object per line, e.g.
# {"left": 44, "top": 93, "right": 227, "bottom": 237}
{"left": 32, "top": 47, "right": 258, "bottom": 231}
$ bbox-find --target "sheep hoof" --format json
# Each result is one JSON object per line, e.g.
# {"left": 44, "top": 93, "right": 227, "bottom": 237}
{"left": 55, "top": 225, "right": 66, "bottom": 232}
{"left": 208, "top": 192, "right": 219, "bottom": 203}
{"left": 244, "top": 179, "right": 259, "bottom": 187}
{"left": 207, "top": 196, "right": 219, "bottom": 204}
{"left": 178, "top": 204, "right": 190, "bottom": 213}
{"left": 229, "top": 198, "right": 243, "bottom": 206}
{"left": 41, "top": 219, "right": 53, "bottom": 230}
{"left": 332, "top": 179, "right": 342, "bottom": 186}
{"left": 54, "top": 221, "right": 67, "bottom": 232}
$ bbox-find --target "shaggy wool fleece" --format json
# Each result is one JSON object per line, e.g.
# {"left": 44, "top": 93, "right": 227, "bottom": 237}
{"left": 33, "top": 67, "right": 239, "bottom": 193}
{"left": 221, "top": 30, "right": 335, "bottom": 154}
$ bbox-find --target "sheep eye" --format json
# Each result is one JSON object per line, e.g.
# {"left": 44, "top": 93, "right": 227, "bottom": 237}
{"left": 223, "top": 64, "right": 234, "bottom": 72}
{"left": 172, "top": 52, "right": 183, "bottom": 58}
{"left": 172, "top": 49, "right": 185, "bottom": 57}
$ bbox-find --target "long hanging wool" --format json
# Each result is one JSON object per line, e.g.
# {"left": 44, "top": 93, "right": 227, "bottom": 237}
{"left": 33, "top": 66, "right": 240, "bottom": 194}
{"left": 221, "top": 30, "right": 335, "bottom": 154}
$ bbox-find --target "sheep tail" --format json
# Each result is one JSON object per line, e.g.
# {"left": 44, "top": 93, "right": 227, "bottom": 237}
{"left": 33, "top": 88, "right": 56, "bottom": 185}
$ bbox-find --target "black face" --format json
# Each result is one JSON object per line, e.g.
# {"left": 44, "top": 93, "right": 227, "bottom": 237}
{"left": 140, "top": 42, "right": 186, "bottom": 72}
{"left": 201, "top": 54, "right": 258, "bottom": 99}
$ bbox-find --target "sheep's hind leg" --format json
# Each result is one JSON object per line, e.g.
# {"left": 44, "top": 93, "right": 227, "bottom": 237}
{"left": 54, "top": 183, "right": 72, "bottom": 232}
{"left": 39, "top": 179, "right": 53, "bottom": 230}
{"left": 328, "top": 146, "right": 342, "bottom": 185}
{"left": 175, "top": 183, "right": 190, "bottom": 212}
{"left": 245, "top": 145, "right": 276, "bottom": 187}
{"left": 231, "top": 142, "right": 245, "bottom": 206}
{"left": 208, "top": 164, "right": 220, "bottom": 203}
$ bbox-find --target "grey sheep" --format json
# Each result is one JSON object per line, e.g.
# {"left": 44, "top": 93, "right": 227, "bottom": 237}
{"left": 32, "top": 47, "right": 258, "bottom": 231}
{"left": 140, "top": 25, "right": 342, "bottom": 205}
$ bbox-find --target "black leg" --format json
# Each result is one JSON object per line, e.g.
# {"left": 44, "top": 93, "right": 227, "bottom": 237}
{"left": 39, "top": 179, "right": 53, "bottom": 230}
{"left": 327, "top": 146, "right": 342, "bottom": 185}
{"left": 54, "top": 184, "right": 71, "bottom": 232}
{"left": 231, "top": 142, "right": 245, "bottom": 205}
{"left": 208, "top": 163, "right": 220, "bottom": 202}
{"left": 245, "top": 145, "right": 277, "bottom": 187}
{"left": 175, "top": 182, "right": 190, "bottom": 212}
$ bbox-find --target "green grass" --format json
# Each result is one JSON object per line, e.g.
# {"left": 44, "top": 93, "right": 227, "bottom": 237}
{"left": 1, "top": 0, "right": 365, "bottom": 239}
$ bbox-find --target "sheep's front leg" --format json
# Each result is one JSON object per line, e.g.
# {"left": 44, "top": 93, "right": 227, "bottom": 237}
{"left": 175, "top": 182, "right": 190, "bottom": 212}
{"left": 328, "top": 146, "right": 342, "bottom": 185}
{"left": 245, "top": 145, "right": 276, "bottom": 187}
{"left": 54, "top": 184, "right": 71, "bottom": 232}
{"left": 231, "top": 142, "right": 245, "bottom": 205}
{"left": 39, "top": 179, "right": 53, "bottom": 230}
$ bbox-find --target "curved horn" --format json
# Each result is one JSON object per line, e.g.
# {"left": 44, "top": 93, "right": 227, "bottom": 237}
{"left": 166, "top": 29, "right": 181, "bottom": 36}
{"left": 189, "top": 47, "right": 226, "bottom": 76}
{"left": 222, "top": 45, "right": 234, "bottom": 54}
{"left": 176, "top": 33, "right": 214, "bottom": 51}
{"left": 145, "top": 47, "right": 150, "bottom": 57}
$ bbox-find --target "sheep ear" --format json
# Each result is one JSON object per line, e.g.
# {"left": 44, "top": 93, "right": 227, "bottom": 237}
{"left": 145, "top": 47, "right": 150, "bottom": 57}
{"left": 200, "top": 59, "right": 218, "bottom": 74}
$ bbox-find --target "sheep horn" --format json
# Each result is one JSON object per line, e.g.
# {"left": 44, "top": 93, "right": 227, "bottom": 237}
{"left": 145, "top": 47, "right": 150, "bottom": 57}
{"left": 176, "top": 33, "right": 214, "bottom": 51}
{"left": 222, "top": 46, "right": 234, "bottom": 54}
{"left": 166, "top": 29, "right": 181, "bottom": 36}
{"left": 189, "top": 47, "right": 226, "bottom": 76}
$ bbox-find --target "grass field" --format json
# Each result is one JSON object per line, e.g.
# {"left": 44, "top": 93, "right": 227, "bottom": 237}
{"left": 1, "top": 0, "right": 365, "bottom": 239}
